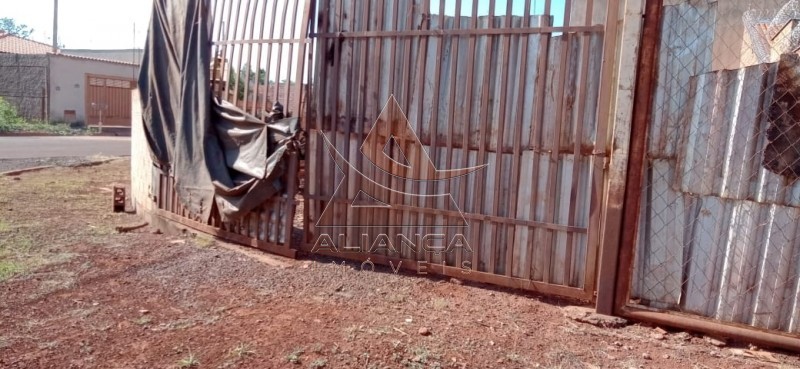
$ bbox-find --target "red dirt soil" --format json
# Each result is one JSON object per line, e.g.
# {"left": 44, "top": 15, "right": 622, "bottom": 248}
{"left": 0, "top": 160, "right": 798, "bottom": 368}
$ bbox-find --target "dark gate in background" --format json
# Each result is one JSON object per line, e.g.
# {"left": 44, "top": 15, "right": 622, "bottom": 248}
{"left": 303, "top": 0, "right": 617, "bottom": 300}
{"left": 153, "top": 0, "right": 313, "bottom": 259}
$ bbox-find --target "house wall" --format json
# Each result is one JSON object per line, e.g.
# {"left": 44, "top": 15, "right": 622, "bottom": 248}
{"left": 0, "top": 53, "right": 49, "bottom": 120}
{"left": 48, "top": 54, "right": 138, "bottom": 123}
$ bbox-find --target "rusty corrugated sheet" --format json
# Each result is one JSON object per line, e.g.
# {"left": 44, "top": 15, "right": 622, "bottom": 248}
{"left": 307, "top": 0, "right": 607, "bottom": 295}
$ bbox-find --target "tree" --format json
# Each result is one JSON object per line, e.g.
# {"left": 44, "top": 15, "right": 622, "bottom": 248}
{"left": 228, "top": 65, "right": 269, "bottom": 100}
{"left": 0, "top": 18, "right": 34, "bottom": 38}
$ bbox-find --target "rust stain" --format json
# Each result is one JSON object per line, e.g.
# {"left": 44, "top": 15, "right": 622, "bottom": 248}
{"left": 764, "top": 54, "right": 800, "bottom": 179}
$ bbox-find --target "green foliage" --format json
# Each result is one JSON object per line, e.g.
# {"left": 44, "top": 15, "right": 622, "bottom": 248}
{"left": 0, "top": 18, "right": 33, "bottom": 38}
{"left": 0, "top": 97, "right": 85, "bottom": 135}
{"left": 228, "top": 65, "right": 268, "bottom": 100}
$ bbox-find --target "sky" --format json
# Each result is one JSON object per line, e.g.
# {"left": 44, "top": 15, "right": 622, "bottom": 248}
{"left": 431, "top": 0, "right": 566, "bottom": 25}
{"left": 3, "top": 0, "right": 151, "bottom": 49}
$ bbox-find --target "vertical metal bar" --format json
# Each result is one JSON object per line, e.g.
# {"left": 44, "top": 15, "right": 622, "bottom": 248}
{"left": 489, "top": 0, "right": 513, "bottom": 276}
{"left": 231, "top": 0, "right": 252, "bottom": 107}
{"left": 542, "top": 0, "right": 572, "bottom": 285}
{"left": 241, "top": 0, "right": 259, "bottom": 114}
{"left": 345, "top": 0, "right": 363, "bottom": 249}
{"left": 284, "top": 152, "right": 299, "bottom": 248}
{"left": 602, "top": 0, "right": 662, "bottom": 315}
{"left": 445, "top": 0, "right": 462, "bottom": 268}
{"left": 158, "top": 173, "right": 165, "bottom": 210}
{"left": 564, "top": 0, "right": 595, "bottom": 287}
{"left": 505, "top": 0, "right": 533, "bottom": 278}
{"left": 334, "top": 0, "right": 356, "bottom": 250}
{"left": 364, "top": 1, "right": 391, "bottom": 256}
{"left": 425, "top": 0, "right": 447, "bottom": 264}
{"left": 386, "top": 0, "right": 402, "bottom": 260}
{"left": 298, "top": 0, "right": 314, "bottom": 249}
{"left": 414, "top": 0, "right": 431, "bottom": 263}
{"left": 590, "top": 0, "right": 623, "bottom": 310}
{"left": 397, "top": 0, "right": 415, "bottom": 260}
{"left": 283, "top": 0, "right": 300, "bottom": 117}
{"left": 527, "top": 0, "right": 552, "bottom": 284}
{"left": 259, "top": 0, "right": 281, "bottom": 114}
{"left": 372, "top": 0, "right": 387, "bottom": 255}
{"left": 308, "top": 0, "right": 329, "bottom": 247}
{"left": 293, "top": 0, "right": 314, "bottom": 119}
{"left": 252, "top": 0, "right": 271, "bottom": 116}
{"left": 460, "top": 0, "right": 479, "bottom": 273}
{"left": 273, "top": 0, "right": 292, "bottom": 106}
{"left": 172, "top": 175, "right": 179, "bottom": 214}
{"left": 474, "top": 0, "right": 497, "bottom": 273}
{"left": 329, "top": 0, "right": 344, "bottom": 251}
{"left": 215, "top": 0, "right": 231, "bottom": 98}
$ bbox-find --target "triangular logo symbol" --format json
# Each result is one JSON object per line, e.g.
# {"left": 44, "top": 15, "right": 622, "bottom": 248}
{"left": 351, "top": 190, "right": 391, "bottom": 208}
{"left": 382, "top": 135, "right": 411, "bottom": 167}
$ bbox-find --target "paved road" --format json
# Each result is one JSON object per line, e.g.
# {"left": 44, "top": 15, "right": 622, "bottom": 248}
{"left": 0, "top": 136, "right": 131, "bottom": 159}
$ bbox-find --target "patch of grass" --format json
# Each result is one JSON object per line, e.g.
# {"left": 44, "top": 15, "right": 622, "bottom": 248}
{"left": 133, "top": 316, "right": 152, "bottom": 326}
{"left": 309, "top": 359, "right": 327, "bottom": 368}
{"left": 343, "top": 325, "right": 363, "bottom": 341}
{"left": 310, "top": 343, "right": 324, "bottom": 354}
{"left": 177, "top": 353, "right": 200, "bottom": 368}
{"left": 411, "top": 346, "right": 432, "bottom": 363}
{"left": 506, "top": 353, "right": 524, "bottom": 363}
{"left": 38, "top": 341, "right": 59, "bottom": 350}
{"left": 230, "top": 343, "right": 255, "bottom": 359}
{"left": 0, "top": 97, "right": 87, "bottom": 135}
{"left": 545, "top": 350, "right": 586, "bottom": 369}
{"left": 157, "top": 319, "right": 195, "bottom": 331}
{"left": 0, "top": 260, "right": 22, "bottom": 281}
{"left": 286, "top": 347, "right": 304, "bottom": 364}
{"left": 386, "top": 294, "right": 406, "bottom": 304}
{"left": 192, "top": 234, "right": 215, "bottom": 248}
{"left": 432, "top": 298, "right": 449, "bottom": 310}
{"left": 0, "top": 220, "right": 10, "bottom": 233}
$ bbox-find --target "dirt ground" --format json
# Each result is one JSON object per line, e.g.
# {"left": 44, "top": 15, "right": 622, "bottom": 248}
{"left": 0, "top": 159, "right": 798, "bottom": 369}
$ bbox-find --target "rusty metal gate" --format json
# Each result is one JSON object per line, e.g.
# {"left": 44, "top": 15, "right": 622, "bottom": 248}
{"left": 85, "top": 74, "right": 136, "bottom": 126}
{"left": 152, "top": 0, "right": 313, "bottom": 258}
{"left": 303, "top": 0, "right": 617, "bottom": 300}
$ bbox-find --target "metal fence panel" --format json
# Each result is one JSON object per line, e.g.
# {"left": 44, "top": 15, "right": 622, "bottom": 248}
{"left": 304, "top": 0, "right": 612, "bottom": 300}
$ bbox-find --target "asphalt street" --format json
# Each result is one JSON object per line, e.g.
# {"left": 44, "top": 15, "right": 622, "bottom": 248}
{"left": 0, "top": 136, "right": 131, "bottom": 159}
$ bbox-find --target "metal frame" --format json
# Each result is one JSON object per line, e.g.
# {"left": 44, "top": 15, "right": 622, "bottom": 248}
{"left": 303, "top": 0, "right": 616, "bottom": 301}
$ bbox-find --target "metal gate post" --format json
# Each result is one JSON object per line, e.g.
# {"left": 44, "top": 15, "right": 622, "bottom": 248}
{"left": 594, "top": 0, "right": 645, "bottom": 315}
{"left": 611, "top": 0, "right": 663, "bottom": 315}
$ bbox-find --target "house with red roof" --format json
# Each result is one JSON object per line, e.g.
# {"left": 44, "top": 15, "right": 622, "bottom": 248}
{"left": 0, "top": 32, "right": 139, "bottom": 126}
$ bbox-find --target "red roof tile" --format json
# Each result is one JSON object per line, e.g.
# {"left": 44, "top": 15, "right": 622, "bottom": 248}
{"left": 0, "top": 32, "right": 55, "bottom": 54}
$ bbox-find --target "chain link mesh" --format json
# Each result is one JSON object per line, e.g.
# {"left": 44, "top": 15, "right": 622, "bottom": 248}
{"left": 630, "top": 0, "right": 800, "bottom": 334}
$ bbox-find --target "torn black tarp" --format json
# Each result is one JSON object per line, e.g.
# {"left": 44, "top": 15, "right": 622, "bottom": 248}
{"left": 138, "top": 0, "right": 298, "bottom": 222}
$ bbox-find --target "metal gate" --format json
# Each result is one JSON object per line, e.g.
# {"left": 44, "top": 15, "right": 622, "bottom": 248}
{"left": 304, "top": 0, "right": 616, "bottom": 300}
{"left": 85, "top": 74, "right": 136, "bottom": 126}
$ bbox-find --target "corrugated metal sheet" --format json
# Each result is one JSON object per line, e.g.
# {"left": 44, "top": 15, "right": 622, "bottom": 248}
{"left": 633, "top": 168, "right": 800, "bottom": 333}
{"left": 647, "top": 1, "right": 717, "bottom": 159}
{"left": 633, "top": 1, "right": 800, "bottom": 334}
{"left": 307, "top": 0, "right": 607, "bottom": 294}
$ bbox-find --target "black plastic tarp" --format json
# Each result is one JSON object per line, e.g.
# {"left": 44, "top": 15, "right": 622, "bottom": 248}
{"left": 138, "top": 0, "right": 298, "bottom": 222}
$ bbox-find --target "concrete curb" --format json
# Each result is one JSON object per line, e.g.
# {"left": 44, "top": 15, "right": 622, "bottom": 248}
{"left": 0, "top": 166, "right": 55, "bottom": 176}
{"left": 0, "top": 158, "right": 124, "bottom": 177}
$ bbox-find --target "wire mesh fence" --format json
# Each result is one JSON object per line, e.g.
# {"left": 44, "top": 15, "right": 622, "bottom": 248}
{"left": 629, "top": 0, "right": 800, "bottom": 333}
